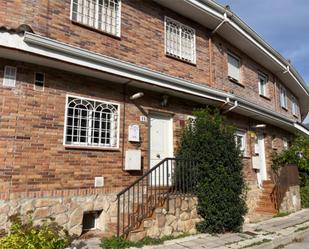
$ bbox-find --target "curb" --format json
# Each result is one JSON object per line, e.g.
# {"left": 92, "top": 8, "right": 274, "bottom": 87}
{"left": 253, "top": 228, "right": 309, "bottom": 249}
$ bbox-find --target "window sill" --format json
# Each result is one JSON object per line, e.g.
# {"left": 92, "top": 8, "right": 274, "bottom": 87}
{"left": 71, "top": 21, "right": 121, "bottom": 40}
{"left": 64, "top": 144, "right": 120, "bottom": 151}
{"left": 241, "top": 155, "right": 251, "bottom": 159}
{"left": 281, "top": 106, "right": 288, "bottom": 112}
{"left": 293, "top": 114, "right": 298, "bottom": 118}
{"left": 165, "top": 54, "right": 196, "bottom": 66}
{"left": 228, "top": 76, "right": 244, "bottom": 87}
{"left": 259, "top": 94, "right": 271, "bottom": 101}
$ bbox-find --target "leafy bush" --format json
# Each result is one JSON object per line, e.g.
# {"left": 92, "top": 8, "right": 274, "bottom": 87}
{"left": 272, "top": 133, "right": 309, "bottom": 207}
{"left": 176, "top": 108, "right": 247, "bottom": 233}
{"left": 0, "top": 214, "right": 74, "bottom": 249}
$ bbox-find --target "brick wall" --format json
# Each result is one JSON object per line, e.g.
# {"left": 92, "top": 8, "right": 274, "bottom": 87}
{"left": 0, "top": 0, "right": 301, "bottom": 121}
{"left": 0, "top": 58, "right": 293, "bottom": 199}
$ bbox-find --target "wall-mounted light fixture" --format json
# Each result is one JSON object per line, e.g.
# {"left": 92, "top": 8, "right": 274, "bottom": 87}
{"left": 253, "top": 124, "right": 266, "bottom": 129}
{"left": 130, "top": 92, "right": 144, "bottom": 100}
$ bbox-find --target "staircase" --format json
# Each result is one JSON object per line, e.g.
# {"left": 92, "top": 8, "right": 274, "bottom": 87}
{"left": 116, "top": 158, "right": 198, "bottom": 238}
{"left": 255, "top": 180, "right": 278, "bottom": 217}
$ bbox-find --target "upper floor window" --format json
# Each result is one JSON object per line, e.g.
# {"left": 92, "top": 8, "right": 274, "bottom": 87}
{"left": 258, "top": 73, "right": 268, "bottom": 97}
{"left": 71, "top": 0, "right": 121, "bottom": 37}
{"left": 279, "top": 85, "right": 288, "bottom": 109}
{"left": 291, "top": 96, "right": 298, "bottom": 116}
{"left": 3, "top": 66, "right": 17, "bottom": 87}
{"left": 34, "top": 72, "right": 45, "bottom": 91}
{"left": 165, "top": 17, "right": 196, "bottom": 64}
{"left": 64, "top": 95, "right": 120, "bottom": 149}
{"left": 227, "top": 52, "right": 240, "bottom": 82}
{"left": 235, "top": 130, "right": 247, "bottom": 156}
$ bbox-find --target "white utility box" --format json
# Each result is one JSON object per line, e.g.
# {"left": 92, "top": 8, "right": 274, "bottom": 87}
{"left": 252, "top": 155, "right": 260, "bottom": 170}
{"left": 125, "top": 149, "right": 141, "bottom": 170}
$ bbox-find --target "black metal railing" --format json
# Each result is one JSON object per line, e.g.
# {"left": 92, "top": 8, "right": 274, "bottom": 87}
{"left": 116, "top": 158, "right": 198, "bottom": 237}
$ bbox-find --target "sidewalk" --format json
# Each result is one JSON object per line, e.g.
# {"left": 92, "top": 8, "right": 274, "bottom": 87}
{"left": 72, "top": 209, "right": 309, "bottom": 249}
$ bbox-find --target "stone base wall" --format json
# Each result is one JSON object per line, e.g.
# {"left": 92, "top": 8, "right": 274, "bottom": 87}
{"left": 0, "top": 193, "right": 118, "bottom": 236}
{"left": 129, "top": 196, "right": 201, "bottom": 241}
{"left": 280, "top": 185, "right": 301, "bottom": 213}
{"left": 244, "top": 183, "right": 263, "bottom": 223}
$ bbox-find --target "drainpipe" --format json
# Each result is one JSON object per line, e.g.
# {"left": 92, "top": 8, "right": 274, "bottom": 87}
{"left": 223, "top": 100, "right": 238, "bottom": 114}
{"left": 211, "top": 12, "right": 229, "bottom": 36}
{"left": 220, "top": 97, "right": 230, "bottom": 109}
{"left": 209, "top": 12, "right": 229, "bottom": 85}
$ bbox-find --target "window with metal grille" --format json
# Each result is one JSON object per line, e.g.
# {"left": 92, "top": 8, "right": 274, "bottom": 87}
{"left": 64, "top": 96, "right": 119, "bottom": 148}
{"left": 228, "top": 52, "right": 240, "bottom": 82}
{"left": 3, "top": 66, "right": 17, "bottom": 87}
{"left": 258, "top": 73, "right": 268, "bottom": 97}
{"left": 165, "top": 17, "right": 196, "bottom": 63}
{"left": 71, "top": 0, "right": 121, "bottom": 37}
{"left": 279, "top": 85, "right": 288, "bottom": 109}
{"left": 235, "top": 130, "right": 247, "bottom": 156}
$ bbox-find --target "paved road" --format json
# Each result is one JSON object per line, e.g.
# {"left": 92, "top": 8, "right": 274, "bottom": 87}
{"left": 283, "top": 236, "right": 309, "bottom": 249}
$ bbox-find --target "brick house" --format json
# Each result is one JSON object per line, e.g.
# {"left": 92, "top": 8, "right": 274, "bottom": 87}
{"left": 0, "top": 0, "right": 308, "bottom": 238}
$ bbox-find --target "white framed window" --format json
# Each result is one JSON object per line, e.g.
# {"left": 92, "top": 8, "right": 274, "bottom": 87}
{"left": 228, "top": 52, "right": 240, "bottom": 82}
{"left": 258, "top": 73, "right": 268, "bottom": 97}
{"left": 71, "top": 0, "right": 121, "bottom": 37}
{"left": 283, "top": 137, "right": 289, "bottom": 150}
{"left": 187, "top": 115, "right": 196, "bottom": 128}
{"left": 3, "top": 66, "right": 17, "bottom": 87}
{"left": 235, "top": 130, "right": 247, "bottom": 155}
{"left": 34, "top": 72, "right": 45, "bottom": 91}
{"left": 64, "top": 95, "right": 120, "bottom": 149}
{"left": 279, "top": 84, "right": 288, "bottom": 109}
{"left": 165, "top": 17, "right": 196, "bottom": 63}
{"left": 291, "top": 96, "right": 298, "bottom": 116}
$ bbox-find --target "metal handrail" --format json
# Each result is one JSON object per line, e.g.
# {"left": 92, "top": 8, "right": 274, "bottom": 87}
{"left": 116, "top": 157, "right": 198, "bottom": 237}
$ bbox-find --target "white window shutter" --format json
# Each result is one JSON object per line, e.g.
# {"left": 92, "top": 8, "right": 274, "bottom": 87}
{"left": 228, "top": 54, "right": 240, "bottom": 81}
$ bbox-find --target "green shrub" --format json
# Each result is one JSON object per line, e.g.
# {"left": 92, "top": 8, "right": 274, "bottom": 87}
{"left": 300, "top": 180, "right": 309, "bottom": 208}
{"left": 272, "top": 133, "right": 309, "bottom": 208}
{"left": 0, "top": 214, "right": 74, "bottom": 249}
{"left": 176, "top": 108, "right": 247, "bottom": 233}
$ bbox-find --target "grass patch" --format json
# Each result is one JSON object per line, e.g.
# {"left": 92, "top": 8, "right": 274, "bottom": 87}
{"left": 295, "top": 225, "right": 309, "bottom": 232}
{"left": 274, "top": 212, "right": 290, "bottom": 218}
{"left": 100, "top": 233, "right": 189, "bottom": 249}
{"left": 241, "top": 238, "right": 271, "bottom": 248}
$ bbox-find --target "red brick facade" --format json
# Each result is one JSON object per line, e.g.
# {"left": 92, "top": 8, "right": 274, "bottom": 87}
{"left": 0, "top": 0, "right": 302, "bottom": 201}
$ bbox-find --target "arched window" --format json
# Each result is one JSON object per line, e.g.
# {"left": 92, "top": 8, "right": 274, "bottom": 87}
{"left": 93, "top": 104, "right": 118, "bottom": 147}
{"left": 65, "top": 96, "right": 119, "bottom": 148}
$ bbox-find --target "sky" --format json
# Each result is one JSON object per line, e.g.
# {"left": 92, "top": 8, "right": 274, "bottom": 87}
{"left": 216, "top": 0, "right": 309, "bottom": 123}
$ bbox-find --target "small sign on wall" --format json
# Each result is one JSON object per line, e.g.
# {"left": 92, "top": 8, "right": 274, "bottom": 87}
{"left": 128, "top": 124, "right": 140, "bottom": 142}
{"left": 140, "top": 116, "right": 148, "bottom": 122}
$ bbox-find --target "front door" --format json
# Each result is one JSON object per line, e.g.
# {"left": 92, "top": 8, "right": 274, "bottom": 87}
{"left": 255, "top": 133, "right": 267, "bottom": 187}
{"left": 149, "top": 114, "right": 173, "bottom": 185}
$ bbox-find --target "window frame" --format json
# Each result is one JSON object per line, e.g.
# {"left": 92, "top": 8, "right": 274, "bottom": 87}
{"left": 258, "top": 72, "right": 268, "bottom": 98}
{"left": 279, "top": 84, "right": 288, "bottom": 110}
{"left": 283, "top": 137, "right": 289, "bottom": 150}
{"left": 70, "top": 0, "right": 122, "bottom": 37}
{"left": 235, "top": 130, "right": 247, "bottom": 156}
{"left": 164, "top": 16, "right": 196, "bottom": 64}
{"left": 3, "top": 66, "right": 17, "bottom": 88}
{"left": 227, "top": 52, "right": 241, "bottom": 83}
{"left": 63, "top": 94, "right": 120, "bottom": 150}
{"left": 291, "top": 95, "right": 298, "bottom": 116}
{"left": 34, "top": 72, "right": 45, "bottom": 91}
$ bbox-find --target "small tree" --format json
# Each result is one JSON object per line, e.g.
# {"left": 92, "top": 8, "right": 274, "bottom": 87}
{"left": 272, "top": 133, "right": 309, "bottom": 207}
{"left": 177, "top": 108, "right": 247, "bottom": 233}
